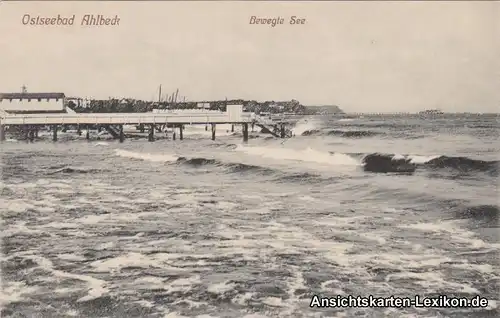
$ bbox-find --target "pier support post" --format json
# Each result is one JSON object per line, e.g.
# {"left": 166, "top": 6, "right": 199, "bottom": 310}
{"left": 205, "top": 124, "right": 208, "bottom": 131}
{"left": 119, "top": 125, "right": 124, "bottom": 143}
{"left": 243, "top": 123, "right": 249, "bottom": 142}
{"left": 28, "top": 128, "right": 35, "bottom": 142}
{"left": 0, "top": 125, "right": 5, "bottom": 142}
{"left": 231, "top": 125, "right": 234, "bottom": 132}
{"left": 280, "top": 124, "right": 286, "bottom": 138}
{"left": 52, "top": 125, "right": 58, "bottom": 142}
{"left": 148, "top": 124, "right": 155, "bottom": 142}
{"left": 211, "top": 123, "right": 216, "bottom": 141}
{"left": 173, "top": 131, "right": 176, "bottom": 140}
{"left": 179, "top": 125, "right": 183, "bottom": 140}
{"left": 139, "top": 124, "right": 145, "bottom": 133}
{"left": 251, "top": 123, "right": 255, "bottom": 132}
{"left": 86, "top": 126, "right": 90, "bottom": 140}
{"left": 77, "top": 125, "right": 82, "bottom": 136}
{"left": 35, "top": 127, "right": 39, "bottom": 139}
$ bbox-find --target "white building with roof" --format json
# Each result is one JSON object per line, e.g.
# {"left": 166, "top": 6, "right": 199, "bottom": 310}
{"left": 0, "top": 92, "right": 67, "bottom": 114}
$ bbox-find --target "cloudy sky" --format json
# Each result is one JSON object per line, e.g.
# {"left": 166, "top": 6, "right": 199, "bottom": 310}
{"left": 0, "top": 1, "right": 498, "bottom": 112}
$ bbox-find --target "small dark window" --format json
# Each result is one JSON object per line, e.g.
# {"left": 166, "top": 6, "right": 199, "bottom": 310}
{"left": 28, "top": 99, "right": 31, "bottom": 102}
{"left": 38, "top": 98, "right": 41, "bottom": 102}
{"left": 56, "top": 98, "right": 59, "bottom": 102}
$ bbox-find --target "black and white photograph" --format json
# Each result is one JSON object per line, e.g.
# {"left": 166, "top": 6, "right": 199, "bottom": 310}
{"left": 0, "top": 1, "right": 498, "bottom": 317}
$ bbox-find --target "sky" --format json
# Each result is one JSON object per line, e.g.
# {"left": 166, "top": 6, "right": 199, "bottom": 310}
{"left": 0, "top": 1, "right": 498, "bottom": 113}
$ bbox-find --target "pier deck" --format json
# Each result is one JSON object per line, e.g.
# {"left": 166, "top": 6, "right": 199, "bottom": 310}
{"left": 0, "top": 112, "right": 254, "bottom": 126}
{"left": 0, "top": 108, "right": 299, "bottom": 142}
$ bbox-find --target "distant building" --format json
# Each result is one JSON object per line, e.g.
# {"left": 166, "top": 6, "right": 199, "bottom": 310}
{"left": 66, "top": 97, "right": 92, "bottom": 108}
{"left": 0, "top": 92, "right": 67, "bottom": 114}
{"left": 197, "top": 102, "right": 211, "bottom": 109}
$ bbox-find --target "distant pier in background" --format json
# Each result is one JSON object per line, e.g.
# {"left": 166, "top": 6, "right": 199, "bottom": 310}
{"left": 0, "top": 92, "right": 297, "bottom": 143}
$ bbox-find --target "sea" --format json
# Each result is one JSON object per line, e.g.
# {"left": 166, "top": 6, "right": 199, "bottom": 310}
{"left": 1, "top": 114, "right": 498, "bottom": 318}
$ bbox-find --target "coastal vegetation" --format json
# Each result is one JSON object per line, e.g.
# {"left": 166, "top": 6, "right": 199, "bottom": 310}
{"left": 68, "top": 98, "right": 344, "bottom": 115}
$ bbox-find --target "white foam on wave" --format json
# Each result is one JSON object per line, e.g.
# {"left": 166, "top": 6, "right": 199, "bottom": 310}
{"left": 164, "top": 312, "right": 190, "bottom": 318}
{"left": 207, "top": 281, "right": 237, "bottom": 294}
{"left": 65, "top": 309, "right": 80, "bottom": 317}
{"left": 41, "top": 222, "right": 80, "bottom": 229}
{"left": 0, "top": 221, "right": 45, "bottom": 239}
{"left": 56, "top": 253, "right": 87, "bottom": 261}
{"left": 262, "top": 297, "right": 286, "bottom": 307}
{"left": 232, "top": 292, "right": 256, "bottom": 306}
{"left": 235, "top": 145, "right": 360, "bottom": 166}
{"left": 242, "top": 314, "right": 270, "bottom": 318}
{"left": 89, "top": 252, "right": 188, "bottom": 274}
{"left": 292, "top": 118, "right": 321, "bottom": 135}
{"left": 399, "top": 220, "right": 500, "bottom": 250}
{"left": 3, "top": 200, "right": 35, "bottom": 213}
{"left": 407, "top": 154, "right": 440, "bottom": 164}
{"left": 165, "top": 275, "right": 202, "bottom": 294}
{"left": 132, "top": 276, "right": 166, "bottom": 290}
{"left": 310, "top": 213, "right": 500, "bottom": 297}
{"left": 163, "top": 312, "right": 220, "bottom": 318}
{"left": 391, "top": 154, "right": 440, "bottom": 163}
{"left": 210, "top": 219, "right": 354, "bottom": 268}
{"left": 386, "top": 271, "right": 481, "bottom": 294}
{"left": 0, "top": 281, "right": 39, "bottom": 308}
{"left": 114, "top": 149, "right": 178, "bottom": 162}
{"left": 12, "top": 254, "right": 109, "bottom": 303}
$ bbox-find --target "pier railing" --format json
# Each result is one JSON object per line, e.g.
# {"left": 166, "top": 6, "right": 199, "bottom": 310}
{"left": 0, "top": 112, "right": 254, "bottom": 126}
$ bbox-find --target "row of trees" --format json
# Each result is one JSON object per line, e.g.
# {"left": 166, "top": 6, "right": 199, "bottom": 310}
{"left": 68, "top": 98, "right": 308, "bottom": 114}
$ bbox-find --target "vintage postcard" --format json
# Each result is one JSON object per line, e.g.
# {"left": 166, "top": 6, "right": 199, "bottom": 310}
{"left": 0, "top": 0, "right": 498, "bottom": 317}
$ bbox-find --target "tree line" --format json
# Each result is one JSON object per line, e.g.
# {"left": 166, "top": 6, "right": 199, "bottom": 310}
{"left": 68, "top": 98, "right": 309, "bottom": 114}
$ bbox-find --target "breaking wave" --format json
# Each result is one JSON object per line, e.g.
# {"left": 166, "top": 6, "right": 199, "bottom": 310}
{"left": 114, "top": 148, "right": 497, "bottom": 179}
{"left": 114, "top": 149, "right": 178, "bottom": 162}
{"left": 362, "top": 153, "right": 417, "bottom": 173}
{"left": 425, "top": 156, "right": 498, "bottom": 174}
{"left": 328, "top": 129, "right": 382, "bottom": 138}
{"left": 362, "top": 153, "right": 498, "bottom": 176}
{"left": 292, "top": 118, "right": 323, "bottom": 136}
{"left": 301, "top": 129, "right": 382, "bottom": 138}
{"left": 175, "top": 157, "right": 275, "bottom": 175}
{"left": 301, "top": 129, "right": 321, "bottom": 136}
{"left": 46, "top": 167, "right": 105, "bottom": 175}
{"left": 235, "top": 145, "right": 360, "bottom": 167}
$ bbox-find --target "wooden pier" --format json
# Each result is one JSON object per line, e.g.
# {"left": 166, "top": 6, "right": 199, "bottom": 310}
{"left": 0, "top": 106, "right": 297, "bottom": 143}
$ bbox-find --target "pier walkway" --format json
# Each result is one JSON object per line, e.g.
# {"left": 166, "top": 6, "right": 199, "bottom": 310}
{"left": 0, "top": 112, "right": 253, "bottom": 126}
{"left": 0, "top": 106, "right": 298, "bottom": 142}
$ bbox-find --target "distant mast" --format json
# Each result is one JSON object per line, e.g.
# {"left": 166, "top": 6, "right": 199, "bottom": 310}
{"left": 158, "top": 84, "right": 162, "bottom": 103}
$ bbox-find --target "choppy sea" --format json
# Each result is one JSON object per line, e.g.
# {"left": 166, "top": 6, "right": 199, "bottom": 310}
{"left": 1, "top": 114, "right": 499, "bottom": 318}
